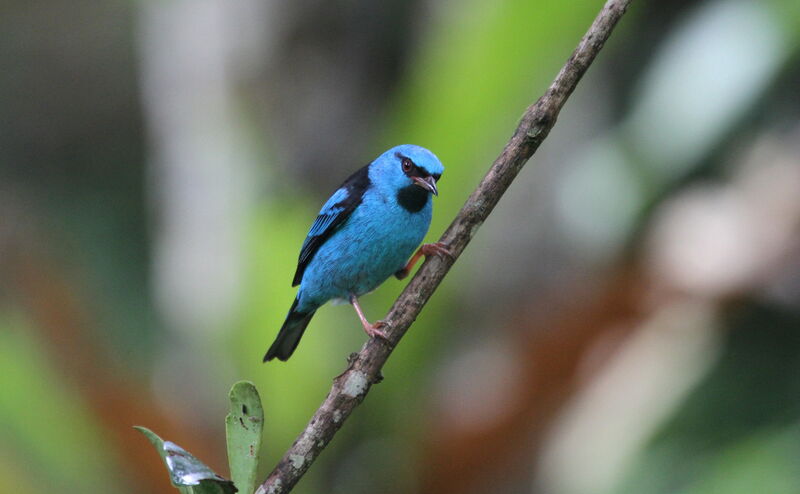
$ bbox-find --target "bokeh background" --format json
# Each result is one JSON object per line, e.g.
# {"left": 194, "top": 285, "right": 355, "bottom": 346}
{"left": 2, "top": 0, "right": 800, "bottom": 492}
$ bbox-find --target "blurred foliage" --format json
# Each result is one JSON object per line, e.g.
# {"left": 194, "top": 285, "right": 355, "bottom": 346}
{"left": 0, "top": 314, "right": 122, "bottom": 491}
{"left": 613, "top": 303, "right": 800, "bottom": 494}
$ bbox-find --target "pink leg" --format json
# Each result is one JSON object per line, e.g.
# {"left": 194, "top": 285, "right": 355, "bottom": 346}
{"left": 349, "top": 294, "right": 388, "bottom": 340}
{"left": 395, "top": 242, "right": 454, "bottom": 280}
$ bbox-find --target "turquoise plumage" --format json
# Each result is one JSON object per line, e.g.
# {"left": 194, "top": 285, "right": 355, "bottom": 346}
{"left": 264, "top": 144, "right": 448, "bottom": 362}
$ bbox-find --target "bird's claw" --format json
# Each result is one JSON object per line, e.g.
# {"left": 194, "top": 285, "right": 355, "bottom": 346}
{"left": 365, "top": 320, "right": 389, "bottom": 340}
{"left": 421, "top": 242, "right": 454, "bottom": 260}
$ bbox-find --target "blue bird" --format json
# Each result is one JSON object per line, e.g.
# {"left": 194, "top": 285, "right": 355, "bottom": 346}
{"left": 264, "top": 144, "right": 449, "bottom": 362}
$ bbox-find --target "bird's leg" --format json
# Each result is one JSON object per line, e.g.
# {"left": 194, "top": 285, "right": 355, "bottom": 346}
{"left": 349, "top": 293, "right": 389, "bottom": 340}
{"left": 395, "top": 242, "right": 453, "bottom": 280}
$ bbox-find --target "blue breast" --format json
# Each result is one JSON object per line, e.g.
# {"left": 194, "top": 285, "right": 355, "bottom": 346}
{"left": 297, "top": 186, "right": 432, "bottom": 309}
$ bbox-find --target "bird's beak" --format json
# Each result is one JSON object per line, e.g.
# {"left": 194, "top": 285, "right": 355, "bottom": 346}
{"left": 412, "top": 175, "right": 438, "bottom": 196}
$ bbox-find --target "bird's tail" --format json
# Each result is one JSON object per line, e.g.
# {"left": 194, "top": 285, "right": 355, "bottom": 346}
{"left": 264, "top": 297, "right": 316, "bottom": 362}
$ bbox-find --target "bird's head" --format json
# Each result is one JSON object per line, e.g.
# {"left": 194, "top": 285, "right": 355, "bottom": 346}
{"left": 369, "top": 145, "right": 444, "bottom": 205}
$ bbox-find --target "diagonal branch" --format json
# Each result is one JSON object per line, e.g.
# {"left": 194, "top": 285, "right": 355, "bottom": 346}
{"left": 257, "top": 1, "right": 633, "bottom": 492}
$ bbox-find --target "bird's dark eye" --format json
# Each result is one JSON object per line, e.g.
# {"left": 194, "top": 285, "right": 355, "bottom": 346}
{"left": 401, "top": 158, "right": 413, "bottom": 173}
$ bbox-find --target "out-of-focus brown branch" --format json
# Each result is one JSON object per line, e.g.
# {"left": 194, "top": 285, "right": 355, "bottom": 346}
{"left": 418, "top": 264, "right": 646, "bottom": 493}
{"left": 3, "top": 236, "right": 225, "bottom": 494}
{"left": 257, "top": 1, "right": 633, "bottom": 492}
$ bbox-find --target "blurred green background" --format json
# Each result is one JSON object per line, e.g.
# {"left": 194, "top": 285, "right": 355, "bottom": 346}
{"left": 2, "top": 0, "right": 800, "bottom": 493}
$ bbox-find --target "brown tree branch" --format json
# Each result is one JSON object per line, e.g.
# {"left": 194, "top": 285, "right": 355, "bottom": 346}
{"left": 256, "top": 1, "right": 633, "bottom": 492}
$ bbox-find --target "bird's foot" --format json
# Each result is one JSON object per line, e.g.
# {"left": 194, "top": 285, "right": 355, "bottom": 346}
{"left": 364, "top": 320, "right": 389, "bottom": 340}
{"left": 421, "top": 242, "right": 453, "bottom": 259}
{"left": 395, "top": 242, "right": 454, "bottom": 280}
{"left": 350, "top": 293, "right": 390, "bottom": 340}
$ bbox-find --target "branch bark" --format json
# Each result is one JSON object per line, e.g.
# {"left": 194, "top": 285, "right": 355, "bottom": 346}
{"left": 256, "top": 1, "right": 633, "bottom": 492}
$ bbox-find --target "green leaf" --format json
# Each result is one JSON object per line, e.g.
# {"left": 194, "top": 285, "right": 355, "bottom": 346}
{"left": 134, "top": 426, "right": 237, "bottom": 494}
{"left": 225, "top": 381, "right": 264, "bottom": 494}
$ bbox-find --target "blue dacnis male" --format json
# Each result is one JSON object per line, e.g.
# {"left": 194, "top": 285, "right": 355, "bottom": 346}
{"left": 264, "top": 144, "right": 449, "bottom": 362}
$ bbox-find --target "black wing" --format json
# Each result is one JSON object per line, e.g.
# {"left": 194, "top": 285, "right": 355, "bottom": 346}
{"left": 292, "top": 164, "right": 371, "bottom": 286}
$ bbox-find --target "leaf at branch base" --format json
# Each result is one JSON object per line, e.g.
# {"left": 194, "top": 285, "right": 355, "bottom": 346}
{"left": 225, "top": 381, "right": 264, "bottom": 494}
{"left": 134, "top": 426, "right": 238, "bottom": 494}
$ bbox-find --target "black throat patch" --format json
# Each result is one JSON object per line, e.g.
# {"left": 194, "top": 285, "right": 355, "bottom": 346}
{"left": 397, "top": 184, "right": 429, "bottom": 213}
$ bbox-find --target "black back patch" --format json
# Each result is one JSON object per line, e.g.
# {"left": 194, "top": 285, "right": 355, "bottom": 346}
{"left": 292, "top": 164, "right": 371, "bottom": 286}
